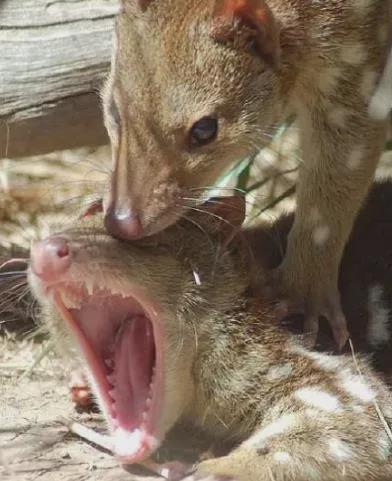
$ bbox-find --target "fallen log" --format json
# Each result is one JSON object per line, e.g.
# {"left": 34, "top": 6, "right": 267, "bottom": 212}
{"left": 0, "top": 0, "right": 120, "bottom": 158}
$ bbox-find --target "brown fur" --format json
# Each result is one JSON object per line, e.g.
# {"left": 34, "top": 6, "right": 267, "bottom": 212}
{"left": 30, "top": 181, "right": 392, "bottom": 481}
{"left": 102, "top": 0, "right": 392, "bottom": 341}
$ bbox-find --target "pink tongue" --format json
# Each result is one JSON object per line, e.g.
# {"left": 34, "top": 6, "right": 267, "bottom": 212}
{"left": 114, "top": 315, "right": 155, "bottom": 430}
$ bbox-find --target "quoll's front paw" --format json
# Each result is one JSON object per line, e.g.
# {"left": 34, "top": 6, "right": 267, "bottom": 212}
{"left": 271, "top": 266, "right": 349, "bottom": 349}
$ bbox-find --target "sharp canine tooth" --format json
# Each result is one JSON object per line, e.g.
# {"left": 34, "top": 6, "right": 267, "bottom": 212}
{"left": 107, "top": 374, "right": 115, "bottom": 385}
{"left": 105, "top": 359, "right": 114, "bottom": 368}
{"left": 86, "top": 279, "right": 94, "bottom": 295}
{"left": 60, "top": 291, "right": 82, "bottom": 309}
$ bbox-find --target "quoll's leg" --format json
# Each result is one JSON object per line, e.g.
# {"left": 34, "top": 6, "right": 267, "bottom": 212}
{"left": 278, "top": 79, "right": 388, "bottom": 347}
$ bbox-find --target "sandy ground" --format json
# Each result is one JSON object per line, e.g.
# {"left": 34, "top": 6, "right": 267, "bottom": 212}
{"left": 0, "top": 335, "right": 211, "bottom": 481}
{"left": 0, "top": 336, "right": 143, "bottom": 481}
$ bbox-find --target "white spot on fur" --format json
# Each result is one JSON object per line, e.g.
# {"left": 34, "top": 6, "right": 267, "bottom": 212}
{"left": 347, "top": 148, "right": 363, "bottom": 170}
{"left": 328, "top": 438, "right": 353, "bottom": 461}
{"left": 245, "top": 414, "right": 296, "bottom": 448}
{"left": 378, "top": 432, "right": 392, "bottom": 460}
{"left": 353, "top": 404, "right": 365, "bottom": 413}
{"left": 291, "top": 346, "right": 341, "bottom": 371}
{"left": 273, "top": 451, "right": 292, "bottom": 463}
{"left": 318, "top": 67, "right": 342, "bottom": 95}
{"left": 369, "top": 47, "right": 392, "bottom": 121}
{"left": 267, "top": 363, "right": 293, "bottom": 381}
{"left": 341, "top": 375, "right": 375, "bottom": 403}
{"left": 367, "top": 285, "right": 390, "bottom": 348}
{"left": 340, "top": 43, "right": 367, "bottom": 65}
{"left": 312, "top": 354, "right": 341, "bottom": 371}
{"left": 327, "top": 108, "right": 348, "bottom": 128}
{"left": 312, "top": 225, "right": 330, "bottom": 245}
{"left": 305, "top": 408, "right": 320, "bottom": 418}
{"left": 360, "top": 70, "right": 378, "bottom": 101}
{"left": 295, "top": 387, "right": 341, "bottom": 412}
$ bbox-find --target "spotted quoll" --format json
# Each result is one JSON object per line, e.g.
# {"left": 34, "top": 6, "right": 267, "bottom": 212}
{"left": 102, "top": 0, "right": 392, "bottom": 347}
{"left": 29, "top": 182, "right": 392, "bottom": 480}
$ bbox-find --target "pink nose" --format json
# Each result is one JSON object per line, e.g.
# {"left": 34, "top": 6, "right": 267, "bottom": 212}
{"left": 104, "top": 206, "right": 143, "bottom": 240}
{"left": 31, "top": 237, "right": 71, "bottom": 281}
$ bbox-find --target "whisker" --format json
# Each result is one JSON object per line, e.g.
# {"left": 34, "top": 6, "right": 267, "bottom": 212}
{"left": 183, "top": 205, "right": 238, "bottom": 230}
{"left": 0, "top": 272, "right": 27, "bottom": 279}
{"left": 189, "top": 186, "right": 247, "bottom": 194}
{"left": 14, "top": 285, "right": 31, "bottom": 305}
{"left": 0, "top": 279, "right": 28, "bottom": 296}
{"left": 245, "top": 167, "right": 298, "bottom": 193}
{"left": 179, "top": 214, "right": 215, "bottom": 248}
{"left": 0, "top": 258, "right": 28, "bottom": 270}
{"left": 180, "top": 196, "right": 257, "bottom": 211}
{"left": 181, "top": 204, "right": 257, "bottom": 273}
{"left": 248, "top": 185, "right": 296, "bottom": 220}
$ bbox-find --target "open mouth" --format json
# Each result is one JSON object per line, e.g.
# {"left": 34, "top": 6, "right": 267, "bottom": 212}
{"left": 50, "top": 282, "right": 163, "bottom": 463}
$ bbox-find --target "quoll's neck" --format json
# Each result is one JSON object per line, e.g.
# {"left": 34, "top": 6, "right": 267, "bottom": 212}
{"left": 187, "top": 294, "right": 293, "bottom": 443}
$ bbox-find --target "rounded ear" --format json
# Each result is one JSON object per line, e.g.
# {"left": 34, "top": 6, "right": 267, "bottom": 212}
{"left": 204, "top": 195, "right": 246, "bottom": 230}
{"left": 196, "top": 195, "right": 246, "bottom": 247}
{"left": 211, "top": 0, "right": 280, "bottom": 68}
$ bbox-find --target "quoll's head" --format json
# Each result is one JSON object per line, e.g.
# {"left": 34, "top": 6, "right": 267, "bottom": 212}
{"left": 103, "top": 0, "right": 282, "bottom": 239}
{"left": 28, "top": 196, "right": 247, "bottom": 464}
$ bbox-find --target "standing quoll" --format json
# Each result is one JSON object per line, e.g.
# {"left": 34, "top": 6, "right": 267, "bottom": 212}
{"left": 101, "top": 0, "right": 392, "bottom": 346}
{"left": 29, "top": 181, "right": 392, "bottom": 480}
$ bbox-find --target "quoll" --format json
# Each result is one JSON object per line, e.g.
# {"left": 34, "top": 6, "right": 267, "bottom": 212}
{"left": 29, "top": 182, "right": 392, "bottom": 480}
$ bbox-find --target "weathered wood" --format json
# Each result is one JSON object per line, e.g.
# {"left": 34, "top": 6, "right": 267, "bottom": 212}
{"left": 0, "top": 0, "right": 120, "bottom": 158}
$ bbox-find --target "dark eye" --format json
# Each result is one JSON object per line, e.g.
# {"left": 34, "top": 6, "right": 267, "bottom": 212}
{"left": 109, "top": 97, "right": 121, "bottom": 126}
{"left": 189, "top": 116, "right": 218, "bottom": 147}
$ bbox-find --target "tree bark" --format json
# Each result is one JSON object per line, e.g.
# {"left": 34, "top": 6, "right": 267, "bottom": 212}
{"left": 0, "top": 0, "right": 120, "bottom": 158}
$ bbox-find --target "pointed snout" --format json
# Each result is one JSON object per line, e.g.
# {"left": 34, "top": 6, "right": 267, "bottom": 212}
{"left": 30, "top": 237, "right": 71, "bottom": 282}
{"left": 104, "top": 204, "right": 144, "bottom": 240}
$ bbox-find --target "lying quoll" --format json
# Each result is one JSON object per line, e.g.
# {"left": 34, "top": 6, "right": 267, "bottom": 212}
{"left": 28, "top": 182, "right": 392, "bottom": 480}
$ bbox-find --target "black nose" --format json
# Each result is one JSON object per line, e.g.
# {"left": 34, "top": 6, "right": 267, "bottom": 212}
{"left": 104, "top": 206, "right": 143, "bottom": 240}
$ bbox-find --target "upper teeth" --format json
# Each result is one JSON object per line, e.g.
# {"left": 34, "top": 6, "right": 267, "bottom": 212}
{"left": 86, "top": 279, "right": 94, "bottom": 295}
{"left": 60, "top": 290, "right": 82, "bottom": 309}
{"left": 106, "top": 374, "right": 116, "bottom": 386}
{"left": 105, "top": 359, "right": 114, "bottom": 369}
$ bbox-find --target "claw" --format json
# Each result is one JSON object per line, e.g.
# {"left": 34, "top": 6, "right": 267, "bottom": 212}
{"left": 303, "top": 315, "right": 319, "bottom": 347}
{"left": 331, "top": 320, "right": 349, "bottom": 350}
{"left": 322, "top": 297, "right": 350, "bottom": 350}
